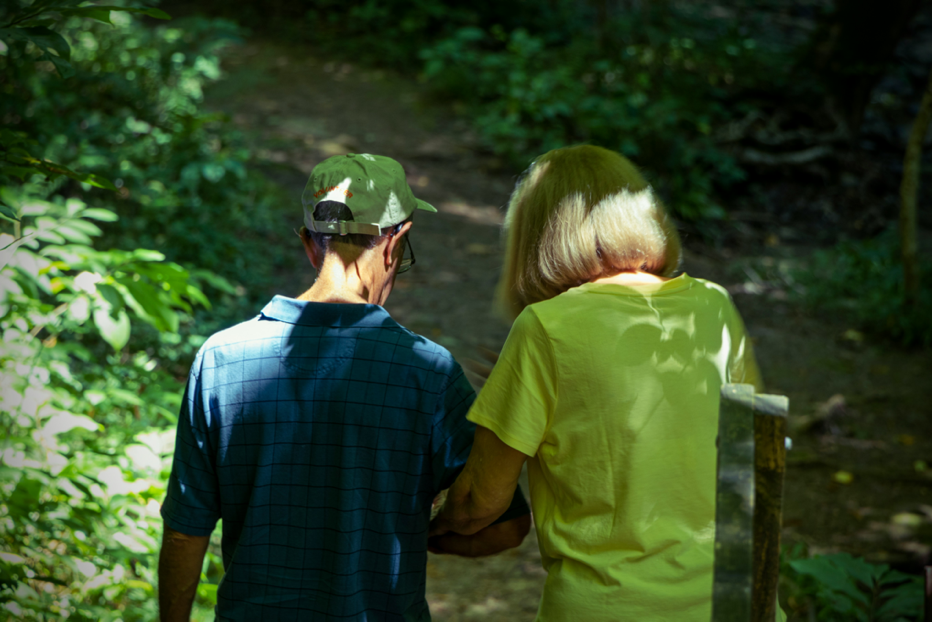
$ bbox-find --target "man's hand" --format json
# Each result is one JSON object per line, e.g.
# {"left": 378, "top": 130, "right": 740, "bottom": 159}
{"left": 429, "top": 425, "right": 528, "bottom": 538}
{"left": 158, "top": 525, "right": 210, "bottom": 622}
{"left": 428, "top": 513, "right": 530, "bottom": 557}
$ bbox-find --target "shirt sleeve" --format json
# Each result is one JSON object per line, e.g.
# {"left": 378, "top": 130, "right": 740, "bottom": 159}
{"left": 727, "top": 303, "right": 764, "bottom": 392}
{"left": 430, "top": 365, "right": 478, "bottom": 492}
{"left": 467, "top": 306, "right": 557, "bottom": 457}
{"left": 160, "top": 365, "right": 221, "bottom": 536}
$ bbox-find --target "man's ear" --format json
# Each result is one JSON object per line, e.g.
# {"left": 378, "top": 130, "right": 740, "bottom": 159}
{"left": 299, "top": 227, "right": 324, "bottom": 269}
{"left": 384, "top": 221, "right": 413, "bottom": 268}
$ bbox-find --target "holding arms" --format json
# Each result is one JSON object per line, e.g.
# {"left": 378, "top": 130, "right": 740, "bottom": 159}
{"left": 429, "top": 425, "right": 530, "bottom": 550}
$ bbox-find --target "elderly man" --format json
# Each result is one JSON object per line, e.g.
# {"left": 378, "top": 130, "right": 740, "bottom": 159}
{"left": 158, "top": 153, "right": 530, "bottom": 621}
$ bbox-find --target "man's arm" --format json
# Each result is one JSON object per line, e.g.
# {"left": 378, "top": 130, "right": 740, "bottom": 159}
{"left": 158, "top": 525, "right": 210, "bottom": 622}
{"left": 430, "top": 425, "right": 529, "bottom": 537}
{"left": 428, "top": 513, "right": 531, "bottom": 557}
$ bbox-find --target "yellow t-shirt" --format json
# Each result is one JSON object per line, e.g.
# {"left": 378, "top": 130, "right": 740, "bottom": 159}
{"left": 468, "top": 274, "right": 773, "bottom": 622}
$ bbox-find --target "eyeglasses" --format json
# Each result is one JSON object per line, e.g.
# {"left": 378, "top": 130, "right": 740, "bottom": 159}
{"left": 395, "top": 228, "right": 416, "bottom": 274}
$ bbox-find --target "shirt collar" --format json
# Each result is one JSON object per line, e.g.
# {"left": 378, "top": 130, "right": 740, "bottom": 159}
{"left": 259, "top": 295, "right": 397, "bottom": 328}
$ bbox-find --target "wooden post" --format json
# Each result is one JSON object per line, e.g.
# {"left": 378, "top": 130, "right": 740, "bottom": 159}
{"left": 751, "top": 395, "right": 788, "bottom": 622}
{"left": 712, "top": 384, "right": 789, "bottom": 622}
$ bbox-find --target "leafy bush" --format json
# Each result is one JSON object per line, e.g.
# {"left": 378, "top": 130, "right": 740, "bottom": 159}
{"left": 782, "top": 550, "right": 923, "bottom": 621}
{"left": 2, "top": 6, "right": 287, "bottom": 326}
{"left": 418, "top": 8, "right": 770, "bottom": 222}
{"left": 0, "top": 2, "right": 283, "bottom": 618}
{"left": 794, "top": 230, "right": 932, "bottom": 347}
{"left": 0, "top": 183, "right": 209, "bottom": 620}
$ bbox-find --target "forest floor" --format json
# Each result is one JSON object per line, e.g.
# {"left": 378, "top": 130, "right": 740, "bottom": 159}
{"left": 203, "top": 41, "right": 932, "bottom": 620}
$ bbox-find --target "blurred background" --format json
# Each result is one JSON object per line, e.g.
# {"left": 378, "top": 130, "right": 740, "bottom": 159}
{"left": 1, "top": 0, "right": 930, "bottom": 620}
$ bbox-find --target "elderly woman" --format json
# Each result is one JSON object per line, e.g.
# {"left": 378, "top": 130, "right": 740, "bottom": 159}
{"left": 429, "top": 145, "right": 771, "bottom": 620}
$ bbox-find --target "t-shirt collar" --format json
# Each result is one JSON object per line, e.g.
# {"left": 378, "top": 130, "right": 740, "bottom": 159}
{"left": 259, "top": 295, "right": 397, "bottom": 328}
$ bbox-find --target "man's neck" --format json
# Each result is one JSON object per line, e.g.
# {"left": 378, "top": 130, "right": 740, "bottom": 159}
{"left": 297, "top": 255, "right": 382, "bottom": 305}
{"left": 297, "top": 284, "right": 369, "bottom": 305}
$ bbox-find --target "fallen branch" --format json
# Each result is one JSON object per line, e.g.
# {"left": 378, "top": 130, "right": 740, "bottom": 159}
{"left": 740, "top": 145, "right": 833, "bottom": 166}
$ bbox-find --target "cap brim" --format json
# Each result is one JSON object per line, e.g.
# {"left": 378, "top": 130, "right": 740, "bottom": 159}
{"left": 415, "top": 199, "right": 438, "bottom": 213}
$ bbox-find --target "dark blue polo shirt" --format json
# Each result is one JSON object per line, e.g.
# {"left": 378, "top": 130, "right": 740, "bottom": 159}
{"left": 161, "top": 296, "right": 528, "bottom": 621}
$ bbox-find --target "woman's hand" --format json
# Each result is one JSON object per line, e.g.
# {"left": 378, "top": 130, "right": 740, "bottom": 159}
{"left": 429, "top": 425, "right": 528, "bottom": 537}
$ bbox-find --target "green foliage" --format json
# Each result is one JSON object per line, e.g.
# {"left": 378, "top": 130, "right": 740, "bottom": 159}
{"left": 782, "top": 548, "right": 923, "bottom": 621}
{"left": 0, "top": 186, "right": 203, "bottom": 620}
{"left": 417, "top": 7, "right": 769, "bottom": 222}
{"left": 795, "top": 230, "right": 932, "bottom": 347}
{"left": 1, "top": 3, "right": 285, "bottom": 317}
{"left": 0, "top": 0, "right": 169, "bottom": 79}
{"left": 0, "top": 1, "right": 277, "bottom": 618}
{"left": 295, "top": 0, "right": 568, "bottom": 68}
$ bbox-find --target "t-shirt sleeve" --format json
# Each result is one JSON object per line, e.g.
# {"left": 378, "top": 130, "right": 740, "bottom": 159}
{"left": 160, "top": 366, "right": 221, "bottom": 536}
{"left": 467, "top": 306, "right": 557, "bottom": 457}
{"left": 430, "top": 365, "right": 478, "bottom": 492}
{"left": 727, "top": 304, "right": 764, "bottom": 392}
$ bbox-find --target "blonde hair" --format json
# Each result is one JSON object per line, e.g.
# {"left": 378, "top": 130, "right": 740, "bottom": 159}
{"left": 498, "top": 145, "right": 682, "bottom": 318}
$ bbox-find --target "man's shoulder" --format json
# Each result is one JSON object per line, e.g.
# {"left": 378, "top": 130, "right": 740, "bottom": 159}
{"left": 200, "top": 314, "right": 274, "bottom": 352}
{"left": 188, "top": 313, "right": 285, "bottom": 374}
{"left": 192, "top": 304, "right": 463, "bottom": 382}
{"left": 372, "top": 320, "right": 463, "bottom": 381}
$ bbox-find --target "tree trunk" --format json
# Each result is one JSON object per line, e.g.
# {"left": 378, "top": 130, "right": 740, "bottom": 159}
{"left": 900, "top": 67, "right": 932, "bottom": 306}
{"left": 807, "top": 0, "right": 921, "bottom": 133}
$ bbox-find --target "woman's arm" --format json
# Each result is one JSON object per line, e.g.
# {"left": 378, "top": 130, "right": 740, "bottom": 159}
{"left": 429, "top": 425, "right": 529, "bottom": 537}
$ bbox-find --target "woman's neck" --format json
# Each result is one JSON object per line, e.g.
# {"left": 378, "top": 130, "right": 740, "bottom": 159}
{"left": 590, "top": 270, "right": 671, "bottom": 286}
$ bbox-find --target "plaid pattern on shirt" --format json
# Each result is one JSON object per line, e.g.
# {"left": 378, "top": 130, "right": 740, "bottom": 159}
{"left": 161, "top": 296, "right": 481, "bottom": 621}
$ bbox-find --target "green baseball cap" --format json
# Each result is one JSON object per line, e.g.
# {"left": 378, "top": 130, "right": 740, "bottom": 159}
{"left": 302, "top": 153, "right": 437, "bottom": 236}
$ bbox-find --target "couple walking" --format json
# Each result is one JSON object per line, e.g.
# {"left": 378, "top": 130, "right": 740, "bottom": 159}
{"left": 158, "top": 146, "right": 766, "bottom": 621}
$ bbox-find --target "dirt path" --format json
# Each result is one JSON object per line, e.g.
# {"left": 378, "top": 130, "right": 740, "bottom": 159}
{"left": 206, "top": 40, "right": 932, "bottom": 620}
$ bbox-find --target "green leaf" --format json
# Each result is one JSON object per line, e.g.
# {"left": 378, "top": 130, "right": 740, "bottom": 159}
{"left": 93, "top": 305, "right": 130, "bottom": 351}
{"left": 89, "top": 6, "right": 172, "bottom": 20}
{"left": 62, "top": 218, "right": 102, "bottom": 238}
{"left": 80, "top": 208, "right": 118, "bottom": 222}
{"left": 197, "top": 582, "right": 218, "bottom": 605}
{"left": 0, "top": 203, "right": 19, "bottom": 223}
{"left": 0, "top": 164, "right": 43, "bottom": 180}
{"left": 0, "top": 26, "right": 74, "bottom": 77}
{"left": 790, "top": 556, "right": 871, "bottom": 607}
{"left": 875, "top": 577, "right": 922, "bottom": 620}
{"left": 140, "top": 7, "right": 172, "bottom": 20}
{"left": 191, "top": 269, "right": 237, "bottom": 294}
{"left": 1, "top": 27, "right": 70, "bottom": 60}
{"left": 56, "top": 222, "right": 94, "bottom": 245}
{"left": 42, "top": 412, "right": 98, "bottom": 435}
{"left": 116, "top": 276, "right": 178, "bottom": 333}
{"left": 42, "top": 51, "right": 76, "bottom": 78}
{"left": 129, "top": 249, "right": 165, "bottom": 262}
{"left": 185, "top": 284, "right": 211, "bottom": 310}
{"left": 78, "top": 173, "right": 117, "bottom": 190}
{"left": 3, "top": 148, "right": 117, "bottom": 189}
{"left": 59, "top": 7, "right": 114, "bottom": 24}
{"left": 95, "top": 283, "right": 124, "bottom": 310}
